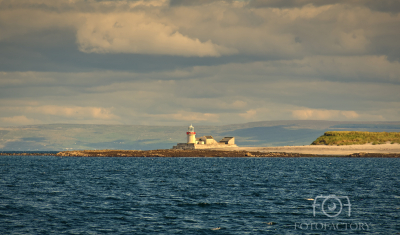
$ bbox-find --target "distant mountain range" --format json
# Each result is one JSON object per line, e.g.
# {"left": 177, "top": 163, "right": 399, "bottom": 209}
{"left": 1, "top": 120, "right": 399, "bottom": 151}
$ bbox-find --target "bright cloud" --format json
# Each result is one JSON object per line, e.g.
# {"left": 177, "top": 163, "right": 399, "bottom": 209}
{"left": 292, "top": 109, "right": 359, "bottom": 120}
{"left": 76, "top": 13, "right": 237, "bottom": 57}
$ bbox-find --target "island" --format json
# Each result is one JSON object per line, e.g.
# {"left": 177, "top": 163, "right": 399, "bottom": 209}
{"left": 53, "top": 131, "right": 400, "bottom": 157}
{"left": 1, "top": 131, "right": 399, "bottom": 158}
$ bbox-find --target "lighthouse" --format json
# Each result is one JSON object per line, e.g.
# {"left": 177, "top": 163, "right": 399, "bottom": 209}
{"left": 172, "top": 124, "right": 237, "bottom": 149}
{"left": 187, "top": 124, "right": 196, "bottom": 143}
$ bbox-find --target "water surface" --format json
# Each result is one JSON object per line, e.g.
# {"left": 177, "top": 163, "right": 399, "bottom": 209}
{"left": 1, "top": 156, "right": 399, "bottom": 234}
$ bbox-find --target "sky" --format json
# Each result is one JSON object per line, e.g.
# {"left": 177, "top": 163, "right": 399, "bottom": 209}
{"left": 0, "top": 0, "right": 400, "bottom": 126}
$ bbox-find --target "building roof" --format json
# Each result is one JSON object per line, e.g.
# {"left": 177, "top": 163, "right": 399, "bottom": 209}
{"left": 219, "top": 137, "right": 235, "bottom": 144}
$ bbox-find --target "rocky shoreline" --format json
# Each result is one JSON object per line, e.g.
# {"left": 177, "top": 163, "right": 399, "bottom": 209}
{"left": 0, "top": 152, "right": 57, "bottom": 156}
{"left": 1, "top": 150, "right": 399, "bottom": 158}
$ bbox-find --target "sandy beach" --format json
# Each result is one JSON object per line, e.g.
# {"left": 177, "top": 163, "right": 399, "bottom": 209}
{"left": 228, "top": 143, "right": 400, "bottom": 155}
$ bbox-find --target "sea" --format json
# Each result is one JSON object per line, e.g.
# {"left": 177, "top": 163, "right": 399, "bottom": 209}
{"left": 1, "top": 154, "right": 399, "bottom": 234}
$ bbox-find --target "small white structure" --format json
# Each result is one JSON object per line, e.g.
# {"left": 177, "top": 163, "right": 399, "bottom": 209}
{"left": 197, "top": 136, "right": 218, "bottom": 145}
{"left": 219, "top": 137, "right": 235, "bottom": 145}
{"left": 173, "top": 124, "right": 238, "bottom": 150}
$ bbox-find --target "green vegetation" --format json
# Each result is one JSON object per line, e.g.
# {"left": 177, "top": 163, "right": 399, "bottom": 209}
{"left": 312, "top": 131, "right": 400, "bottom": 145}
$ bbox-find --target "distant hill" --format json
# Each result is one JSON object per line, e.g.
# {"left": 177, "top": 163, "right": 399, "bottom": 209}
{"left": 0, "top": 121, "right": 399, "bottom": 151}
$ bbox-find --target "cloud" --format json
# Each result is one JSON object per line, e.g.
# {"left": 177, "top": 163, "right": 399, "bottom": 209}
{"left": 1, "top": 104, "right": 119, "bottom": 120}
{"left": 292, "top": 109, "right": 359, "bottom": 120}
{"left": 0, "top": 104, "right": 122, "bottom": 126}
{"left": 1, "top": 62, "right": 400, "bottom": 126}
{"left": 169, "top": 0, "right": 224, "bottom": 7}
{"left": 167, "top": 3, "right": 399, "bottom": 59}
{"left": 0, "top": 115, "right": 41, "bottom": 126}
{"left": 0, "top": 71, "right": 57, "bottom": 86}
{"left": 1, "top": 55, "right": 398, "bottom": 93}
{"left": 247, "top": 0, "right": 400, "bottom": 13}
{"left": 26, "top": 105, "right": 119, "bottom": 120}
{"left": 147, "top": 111, "right": 220, "bottom": 123}
{"left": 76, "top": 13, "right": 237, "bottom": 57}
{"left": 259, "top": 55, "right": 400, "bottom": 83}
{"left": 2, "top": 0, "right": 400, "bottom": 60}
{"left": 1, "top": 1, "right": 238, "bottom": 57}
{"left": 0, "top": 0, "right": 400, "bottom": 126}
{"left": 239, "top": 109, "right": 259, "bottom": 119}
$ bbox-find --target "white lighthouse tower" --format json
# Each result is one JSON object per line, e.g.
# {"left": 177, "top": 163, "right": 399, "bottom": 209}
{"left": 187, "top": 124, "right": 196, "bottom": 144}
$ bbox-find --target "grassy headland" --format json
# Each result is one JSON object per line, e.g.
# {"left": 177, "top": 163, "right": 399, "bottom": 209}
{"left": 312, "top": 131, "right": 400, "bottom": 145}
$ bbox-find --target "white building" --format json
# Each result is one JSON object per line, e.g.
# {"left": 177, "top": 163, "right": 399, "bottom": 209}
{"left": 173, "top": 124, "right": 237, "bottom": 150}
